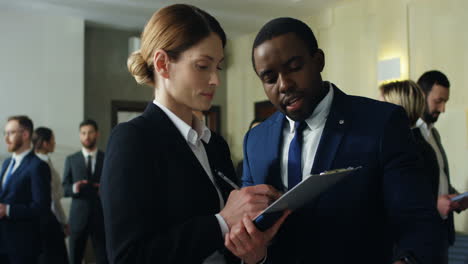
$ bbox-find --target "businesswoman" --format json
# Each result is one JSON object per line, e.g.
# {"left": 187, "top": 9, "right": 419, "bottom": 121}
{"left": 100, "top": 4, "right": 286, "bottom": 264}
{"left": 32, "top": 127, "right": 69, "bottom": 264}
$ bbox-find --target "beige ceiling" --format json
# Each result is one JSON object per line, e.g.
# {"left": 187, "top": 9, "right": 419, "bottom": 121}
{"left": 1, "top": 0, "right": 341, "bottom": 37}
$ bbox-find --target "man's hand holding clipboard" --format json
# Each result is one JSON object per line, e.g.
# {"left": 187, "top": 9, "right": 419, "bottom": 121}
{"left": 253, "top": 166, "right": 361, "bottom": 231}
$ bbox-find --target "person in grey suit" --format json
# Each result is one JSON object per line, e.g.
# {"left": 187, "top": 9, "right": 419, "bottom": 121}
{"left": 416, "top": 70, "right": 468, "bottom": 263}
{"left": 63, "top": 119, "right": 107, "bottom": 264}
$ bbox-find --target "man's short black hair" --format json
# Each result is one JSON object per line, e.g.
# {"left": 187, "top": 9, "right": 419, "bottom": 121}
{"left": 252, "top": 17, "right": 319, "bottom": 72}
{"left": 417, "top": 70, "right": 450, "bottom": 95}
{"left": 80, "top": 119, "right": 99, "bottom": 131}
{"left": 8, "top": 115, "right": 33, "bottom": 136}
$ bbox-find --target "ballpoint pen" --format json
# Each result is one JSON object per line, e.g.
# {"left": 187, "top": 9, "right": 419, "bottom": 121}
{"left": 215, "top": 170, "right": 240, "bottom": 190}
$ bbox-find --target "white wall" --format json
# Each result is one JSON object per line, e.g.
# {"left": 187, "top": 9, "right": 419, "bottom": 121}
{"left": 0, "top": 8, "right": 85, "bottom": 176}
{"left": 408, "top": 0, "right": 468, "bottom": 232}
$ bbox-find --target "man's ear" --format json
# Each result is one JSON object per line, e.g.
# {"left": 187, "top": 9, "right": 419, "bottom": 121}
{"left": 23, "top": 130, "right": 31, "bottom": 142}
{"left": 153, "top": 49, "right": 170, "bottom": 79}
{"left": 314, "top": 49, "right": 325, "bottom": 72}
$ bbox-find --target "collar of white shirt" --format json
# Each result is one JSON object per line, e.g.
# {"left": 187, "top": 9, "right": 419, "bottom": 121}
{"left": 416, "top": 118, "right": 434, "bottom": 140}
{"left": 82, "top": 148, "right": 97, "bottom": 159}
{"left": 35, "top": 153, "right": 49, "bottom": 162}
{"left": 12, "top": 148, "right": 32, "bottom": 166}
{"left": 285, "top": 82, "right": 334, "bottom": 133}
{"left": 153, "top": 100, "right": 211, "bottom": 146}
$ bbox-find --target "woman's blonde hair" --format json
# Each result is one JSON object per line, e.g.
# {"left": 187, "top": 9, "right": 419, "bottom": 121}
{"left": 379, "top": 80, "right": 426, "bottom": 126}
{"left": 127, "top": 4, "right": 226, "bottom": 87}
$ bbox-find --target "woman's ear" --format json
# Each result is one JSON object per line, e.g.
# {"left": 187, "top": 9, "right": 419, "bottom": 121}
{"left": 153, "top": 49, "right": 170, "bottom": 79}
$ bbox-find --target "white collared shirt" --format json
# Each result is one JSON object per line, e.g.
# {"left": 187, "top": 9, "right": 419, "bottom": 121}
{"left": 82, "top": 148, "right": 97, "bottom": 175}
{"left": 2, "top": 148, "right": 32, "bottom": 217}
{"left": 281, "top": 83, "right": 334, "bottom": 189}
{"left": 72, "top": 148, "right": 98, "bottom": 194}
{"left": 416, "top": 118, "right": 449, "bottom": 196}
{"left": 153, "top": 100, "right": 228, "bottom": 264}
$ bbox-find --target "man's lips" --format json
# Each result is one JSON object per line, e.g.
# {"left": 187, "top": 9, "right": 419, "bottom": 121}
{"left": 201, "top": 93, "right": 214, "bottom": 99}
{"left": 284, "top": 96, "right": 304, "bottom": 112}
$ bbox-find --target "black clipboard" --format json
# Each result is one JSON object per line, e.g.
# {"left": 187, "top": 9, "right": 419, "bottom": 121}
{"left": 253, "top": 166, "right": 361, "bottom": 231}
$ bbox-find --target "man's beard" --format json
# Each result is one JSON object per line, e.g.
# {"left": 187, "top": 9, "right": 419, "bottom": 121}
{"left": 423, "top": 109, "right": 440, "bottom": 124}
{"left": 81, "top": 140, "right": 96, "bottom": 150}
{"left": 7, "top": 138, "right": 23, "bottom": 152}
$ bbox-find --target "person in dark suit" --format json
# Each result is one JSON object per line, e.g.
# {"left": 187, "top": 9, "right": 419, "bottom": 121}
{"left": 0, "top": 116, "right": 51, "bottom": 264}
{"left": 235, "top": 119, "right": 263, "bottom": 179}
{"left": 416, "top": 70, "right": 468, "bottom": 263}
{"left": 242, "top": 17, "right": 444, "bottom": 264}
{"left": 101, "top": 4, "right": 287, "bottom": 264}
{"left": 379, "top": 80, "right": 439, "bottom": 200}
{"left": 63, "top": 119, "right": 108, "bottom": 264}
{"left": 33, "top": 127, "right": 69, "bottom": 264}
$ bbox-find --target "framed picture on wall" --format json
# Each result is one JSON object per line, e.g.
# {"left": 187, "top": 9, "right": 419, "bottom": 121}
{"left": 112, "top": 100, "right": 222, "bottom": 134}
{"left": 254, "top": 100, "right": 276, "bottom": 121}
{"left": 111, "top": 100, "right": 147, "bottom": 128}
{"left": 193, "top": 105, "right": 221, "bottom": 134}
{"left": 203, "top": 105, "right": 221, "bottom": 134}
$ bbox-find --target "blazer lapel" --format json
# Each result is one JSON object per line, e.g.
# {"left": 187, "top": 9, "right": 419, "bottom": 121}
{"left": 311, "top": 86, "right": 349, "bottom": 174}
{"left": 203, "top": 141, "right": 234, "bottom": 201}
{"left": 264, "top": 112, "right": 286, "bottom": 191}
{"left": 94, "top": 151, "right": 104, "bottom": 179}
{"left": 2, "top": 152, "right": 33, "bottom": 193}
{"left": 432, "top": 127, "right": 450, "bottom": 179}
{"left": 142, "top": 103, "right": 219, "bottom": 193}
{"left": 0, "top": 158, "right": 12, "bottom": 195}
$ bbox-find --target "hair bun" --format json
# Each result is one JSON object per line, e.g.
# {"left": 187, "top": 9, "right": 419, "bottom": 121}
{"left": 127, "top": 51, "right": 155, "bottom": 87}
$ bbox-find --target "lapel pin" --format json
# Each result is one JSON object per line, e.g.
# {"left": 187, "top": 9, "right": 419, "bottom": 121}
{"left": 339, "top": 120, "right": 344, "bottom": 125}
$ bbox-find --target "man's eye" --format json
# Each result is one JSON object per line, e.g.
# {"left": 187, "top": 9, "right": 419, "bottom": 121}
{"left": 264, "top": 76, "right": 277, "bottom": 84}
{"left": 196, "top": 64, "right": 209, "bottom": 70}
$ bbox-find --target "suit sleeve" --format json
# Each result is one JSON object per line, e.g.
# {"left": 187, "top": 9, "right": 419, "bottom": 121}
{"left": 9, "top": 161, "right": 51, "bottom": 220}
{"left": 241, "top": 130, "right": 254, "bottom": 187}
{"left": 62, "top": 156, "right": 82, "bottom": 198}
{"left": 62, "top": 156, "right": 74, "bottom": 197}
{"left": 381, "top": 107, "right": 444, "bottom": 263}
{"left": 101, "top": 123, "right": 225, "bottom": 264}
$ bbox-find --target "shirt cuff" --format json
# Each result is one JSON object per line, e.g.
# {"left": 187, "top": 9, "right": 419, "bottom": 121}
{"left": 440, "top": 213, "right": 448, "bottom": 220}
{"left": 6, "top": 204, "right": 10, "bottom": 217}
{"left": 73, "top": 182, "right": 79, "bottom": 194}
{"left": 241, "top": 251, "right": 268, "bottom": 264}
{"left": 215, "top": 213, "right": 229, "bottom": 238}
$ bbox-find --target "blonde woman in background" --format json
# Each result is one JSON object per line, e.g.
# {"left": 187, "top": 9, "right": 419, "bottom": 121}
{"left": 379, "top": 80, "right": 452, "bottom": 261}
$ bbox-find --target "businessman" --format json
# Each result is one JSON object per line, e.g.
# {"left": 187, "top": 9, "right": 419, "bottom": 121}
{"left": 0, "top": 116, "right": 51, "bottom": 264}
{"left": 63, "top": 119, "right": 107, "bottom": 264}
{"left": 416, "top": 70, "right": 468, "bottom": 263}
{"left": 242, "top": 17, "right": 444, "bottom": 263}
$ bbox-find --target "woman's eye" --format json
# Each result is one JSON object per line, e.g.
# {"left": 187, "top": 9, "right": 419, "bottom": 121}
{"left": 196, "top": 64, "right": 209, "bottom": 70}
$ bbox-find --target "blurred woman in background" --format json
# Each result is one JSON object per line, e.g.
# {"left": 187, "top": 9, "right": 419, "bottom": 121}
{"left": 33, "top": 127, "right": 69, "bottom": 264}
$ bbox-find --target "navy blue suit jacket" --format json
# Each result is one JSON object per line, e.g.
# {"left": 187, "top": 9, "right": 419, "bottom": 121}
{"left": 242, "top": 86, "right": 444, "bottom": 263}
{"left": 0, "top": 151, "right": 51, "bottom": 257}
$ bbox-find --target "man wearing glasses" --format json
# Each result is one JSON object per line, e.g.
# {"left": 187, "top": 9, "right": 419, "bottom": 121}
{"left": 0, "top": 115, "right": 51, "bottom": 264}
